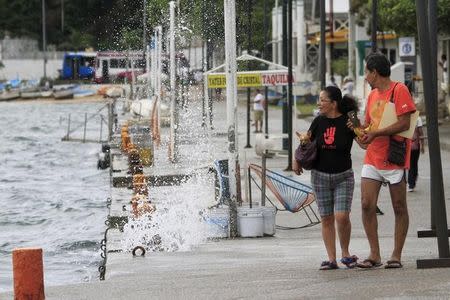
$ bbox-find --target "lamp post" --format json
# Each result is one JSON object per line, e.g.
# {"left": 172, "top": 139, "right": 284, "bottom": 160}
{"left": 245, "top": 0, "right": 252, "bottom": 149}
{"left": 42, "top": 0, "right": 47, "bottom": 80}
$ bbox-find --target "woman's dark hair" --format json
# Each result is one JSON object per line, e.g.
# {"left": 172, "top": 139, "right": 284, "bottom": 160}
{"left": 365, "top": 52, "right": 391, "bottom": 77}
{"left": 324, "top": 85, "right": 358, "bottom": 115}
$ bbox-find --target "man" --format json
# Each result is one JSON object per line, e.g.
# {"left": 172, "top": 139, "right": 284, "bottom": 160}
{"left": 356, "top": 53, "right": 416, "bottom": 269}
{"left": 253, "top": 89, "right": 265, "bottom": 133}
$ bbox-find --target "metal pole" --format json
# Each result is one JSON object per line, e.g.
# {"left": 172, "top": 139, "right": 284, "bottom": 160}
{"left": 287, "top": 0, "right": 293, "bottom": 170}
{"left": 169, "top": 1, "right": 178, "bottom": 162}
{"left": 415, "top": 0, "right": 450, "bottom": 264}
{"left": 319, "top": 0, "right": 326, "bottom": 89}
{"left": 201, "top": 0, "right": 207, "bottom": 127}
{"left": 66, "top": 113, "right": 71, "bottom": 140}
{"left": 282, "top": 0, "right": 288, "bottom": 150}
{"left": 246, "top": 87, "right": 252, "bottom": 148}
{"left": 42, "top": 0, "right": 47, "bottom": 79}
{"left": 224, "top": 0, "right": 239, "bottom": 238}
{"left": 428, "top": 0, "right": 438, "bottom": 228}
{"left": 261, "top": 154, "right": 266, "bottom": 206}
{"left": 263, "top": 0, "right": 269, "bottom": 136}
{"left": 99, "top": 115, "right": 103, "bottom": 142}
{"left": 245, "top": 0, "right": 252, "bottom": 149}
{"left": 371, "top": 0, "right": 377, "bottom": 53}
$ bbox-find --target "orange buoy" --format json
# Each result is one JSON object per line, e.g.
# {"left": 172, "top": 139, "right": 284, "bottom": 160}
{"left": 12, "top": 248, "right": 45, "bottom": 300}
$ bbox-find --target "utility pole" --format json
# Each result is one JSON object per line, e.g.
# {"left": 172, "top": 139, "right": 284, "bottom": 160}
{"left": 224, "top": 0, "right": 239, "bottom": 238}
{"left": 319, "top": 0, "right": 325, "bottom": 89}
{"left": 371, "top": 0, "right": 377, "bottom": 53}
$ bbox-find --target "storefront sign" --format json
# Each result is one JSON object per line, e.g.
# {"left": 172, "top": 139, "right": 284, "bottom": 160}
{"left": 207, "top": 72, "right": 294, "bottom": 88}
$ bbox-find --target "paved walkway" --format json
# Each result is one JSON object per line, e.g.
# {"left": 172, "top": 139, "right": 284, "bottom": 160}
{"left": 3, "top": 94, "right": 450, "bottom": 299}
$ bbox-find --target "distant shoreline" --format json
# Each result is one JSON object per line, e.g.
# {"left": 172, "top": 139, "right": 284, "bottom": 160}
{"left": 3, "top": 95, "right": 107, "bottom": 104}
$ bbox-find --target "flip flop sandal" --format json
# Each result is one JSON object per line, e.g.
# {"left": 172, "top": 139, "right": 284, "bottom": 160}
{"left": 356, "top": 259, "right": 383, "bottom": 269}
{"left": 319, "top": 260, "right": 339, "bottom": 270}
{"left": 385, "top": 260, "right": 403, "bottom": 269}
{"left": 340, "top": 255, "right": 358, "bottom": 268}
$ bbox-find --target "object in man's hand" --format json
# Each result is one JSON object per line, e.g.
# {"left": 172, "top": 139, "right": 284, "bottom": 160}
{"left": 354, "top": 124, "right": 372, "bottom": 138}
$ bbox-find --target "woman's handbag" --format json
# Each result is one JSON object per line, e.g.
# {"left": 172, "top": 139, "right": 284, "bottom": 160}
{"left": 295, "top": 140, "right": 317, "bottom": 170}
{"left": 388, "top": 137, "right": 406, "bottom": 166}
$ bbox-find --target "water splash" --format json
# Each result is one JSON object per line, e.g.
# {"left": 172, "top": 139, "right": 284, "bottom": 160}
{"left": 121, "top": 170, "right": 214, "bottom": 252}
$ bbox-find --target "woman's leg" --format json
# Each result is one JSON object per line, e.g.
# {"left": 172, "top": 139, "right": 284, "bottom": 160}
{"left": 334, "top": 171, "right": 354, "bottom": 258}
{"left": 321, "top": 214, "right": 336, "bottom": 262}
{"left": 335, "top": 212, "right": 351, "bottom": 258}
{"left": 311, "top": 170, "right": 335, "bottom": 262}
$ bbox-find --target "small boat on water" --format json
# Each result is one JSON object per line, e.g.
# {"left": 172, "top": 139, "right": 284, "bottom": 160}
{"left": 0, "top": 90, "right": 20, "bottom": 101}
{"left": 54, "top": 88, "right": 74, "bottom": 100}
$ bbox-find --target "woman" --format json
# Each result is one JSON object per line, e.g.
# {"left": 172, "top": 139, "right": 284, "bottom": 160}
{"left": 294, "top": 86, "right": 359, "bottom": 270}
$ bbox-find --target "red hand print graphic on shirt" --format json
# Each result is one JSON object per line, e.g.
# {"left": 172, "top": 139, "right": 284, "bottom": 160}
{"left": 324, "top": 127, "right": 336, "bottom": 145}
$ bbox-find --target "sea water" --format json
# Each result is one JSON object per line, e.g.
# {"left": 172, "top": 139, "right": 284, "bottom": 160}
{"left": 0, "top": 100, "right": 109, "bottom": 292}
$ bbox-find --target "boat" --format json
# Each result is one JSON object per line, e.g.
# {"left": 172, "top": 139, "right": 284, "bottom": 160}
{"left": 54, "top": 88, "right": 74, "bottom": 100}
{"left": 0, "top": 90, "right": 20, "bottom": 101}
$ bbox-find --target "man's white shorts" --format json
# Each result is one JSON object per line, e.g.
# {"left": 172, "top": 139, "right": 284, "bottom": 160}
{"left": 361, "top": 164, "right": 405, "bottom": 185}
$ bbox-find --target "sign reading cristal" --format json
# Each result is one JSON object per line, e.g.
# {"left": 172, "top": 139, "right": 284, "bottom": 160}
{"left": 207, "top": 72, "right": 294, "bottom": 88}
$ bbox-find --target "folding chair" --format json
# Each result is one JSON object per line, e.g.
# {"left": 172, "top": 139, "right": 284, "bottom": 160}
{"left": 248, "top": 163, "right": 320, "bottom": 229}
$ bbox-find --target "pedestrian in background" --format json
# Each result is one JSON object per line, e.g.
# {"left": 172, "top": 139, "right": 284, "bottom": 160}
{"left": 252, "top": 89, "right": 265, "bottom": 133}
{"left": 408, "top": 116, "right": 425, "bottom": 192}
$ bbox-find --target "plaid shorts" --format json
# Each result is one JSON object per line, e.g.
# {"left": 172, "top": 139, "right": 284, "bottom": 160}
{"left": 311, "top": 169, "right": 354, "bottom": 217}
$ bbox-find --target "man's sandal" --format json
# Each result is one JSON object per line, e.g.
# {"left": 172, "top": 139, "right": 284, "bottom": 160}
{"left": 385, "top": 260, "right": 403, "bottom": 269}
{"left": 356, "top": 259, "right": 383, "bottom": 269}
{"left": 319, "top": 260, "right": 339, "bottom": 270}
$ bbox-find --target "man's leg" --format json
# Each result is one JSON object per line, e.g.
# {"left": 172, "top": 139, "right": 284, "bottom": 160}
{"left": 388, "top": 177, "right": 409, "bottom": 262}
{"left": 361, "top": 178, "right": 382, "bottom": 262}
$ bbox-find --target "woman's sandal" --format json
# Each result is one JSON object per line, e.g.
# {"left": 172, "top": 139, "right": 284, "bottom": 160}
{"left": 340, "top": 255, "right": 358, "bottom": 268}
{"left": 319, "top": 260, "right": 339, "bottom": 270}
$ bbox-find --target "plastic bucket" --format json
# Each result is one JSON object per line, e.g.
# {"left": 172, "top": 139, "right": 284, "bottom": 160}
{"left": 237, "top": 207, "right": 263, "bottom": 237}
{"left": 261, "top": 206, "right": 277, "bottom": 236}
{"left": 206, "top": 207, "right": 230, "bottom": 238}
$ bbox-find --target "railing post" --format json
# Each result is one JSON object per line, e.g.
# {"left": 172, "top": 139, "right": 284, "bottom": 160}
{"left": 83, "top": 112, "right": 87, "bottom": 143}
{"left": 66, "top": 114, "right": 71, "bottom": 141}
{"left": 99, "top": 115, "right": 103, "bottom": 143}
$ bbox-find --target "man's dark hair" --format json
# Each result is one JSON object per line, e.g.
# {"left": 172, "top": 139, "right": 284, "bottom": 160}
{"left": 442, "top": 54, "right": 447, "bottom": 61}
{"left": 365, "top": 52, "right": 391, "bottom": 77}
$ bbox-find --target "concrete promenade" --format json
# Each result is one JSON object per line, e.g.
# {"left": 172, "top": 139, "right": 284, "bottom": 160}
{"left": 2, "top": 93, "right": 450, "bottom": 299}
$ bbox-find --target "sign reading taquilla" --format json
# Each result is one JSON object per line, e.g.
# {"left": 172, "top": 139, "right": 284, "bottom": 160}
{"left": 207, "top": 72, "right": 294, "bottom": 88}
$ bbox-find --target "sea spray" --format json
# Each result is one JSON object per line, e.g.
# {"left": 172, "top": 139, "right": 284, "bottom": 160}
{"left": 121, "top": 170, "right": 215, "bottom": 252}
